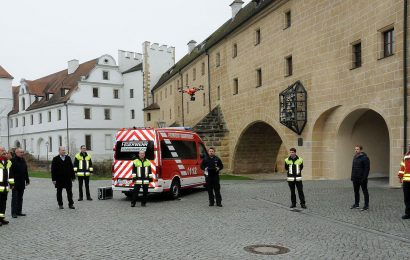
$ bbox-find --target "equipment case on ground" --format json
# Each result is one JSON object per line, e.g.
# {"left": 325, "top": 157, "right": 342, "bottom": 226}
{"left": 98, "top": 186, "right": 113, "bottom": 200}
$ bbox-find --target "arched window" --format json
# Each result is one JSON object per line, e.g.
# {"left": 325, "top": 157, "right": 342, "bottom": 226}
{"left": 22, "top": 98, "right": 26, "bottom": 110}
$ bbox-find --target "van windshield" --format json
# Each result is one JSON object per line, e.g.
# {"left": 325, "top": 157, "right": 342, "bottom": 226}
{"left": 115, "top": 140, "right": 155, "bottom": 160}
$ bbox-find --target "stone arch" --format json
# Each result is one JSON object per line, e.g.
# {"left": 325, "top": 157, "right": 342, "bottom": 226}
{"left": 233, "top": 121, "right": 286, "bottom": 174}
{"left": 336, "top": 108, "right": 390, "bottom": 180}
{"left": 311, "top": 106, "right": 341, "bottom": 179}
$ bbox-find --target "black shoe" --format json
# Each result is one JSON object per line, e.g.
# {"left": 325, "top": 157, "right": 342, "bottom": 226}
{"left": 17, "top": 213, "right": 26, "bottom": 216}
{"left": 131, "top": 203, "right": 136, "bottom": 207}
{"left": 12, "top": 214, "right": 17, "bottom": 218}
{"left": 290, "top": 204, "right": 296, "bottom": 208}
{"left": 78, "top": 198, "right": 83, "bottom": 201}
{"left": 350, "top": 204, "right": 359, "bottom": 209}
{"left": 361, "top": 206, "right": 369, "bottom": 211}
{"left": 216, "top": 203, "right": 223, "bottom": 207}
{"left": 402, "top": 214, "right": 410, "bottom": 219}
{"left": 1, "top": 219, "right": 9, "bottom": 225}
{"left": 209, "top": 203, "right": 214, "bottom": 207}
{"left": 301, "top": 204, "right": 307, "bottom": 209}
{"left": 0, "top": 221, "right": 2, "bottom": 226}
{"left": 87, "top": 197, "right": 93, "bottom": 201}
{"left": 69, "top": 205, "right": 75, "bottom": 209}
{"left": 59, "top": 205, "right": 64, "bottom": 209}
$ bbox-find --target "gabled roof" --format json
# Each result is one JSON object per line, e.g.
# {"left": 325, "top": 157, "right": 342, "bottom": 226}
{"left": 152, "top": 0, "right": 275, "bottom": 92}
{"left": 0, "top": 65, "right": 14, "bottom": 79}
{"left": 122, "top": 63, "right": 143, "bottom": 74}
{"left": 142, "top": 103, "right": 160, "bottom": 111}
{"left": 9, "top": 58, "right": 98, "bottom": 114}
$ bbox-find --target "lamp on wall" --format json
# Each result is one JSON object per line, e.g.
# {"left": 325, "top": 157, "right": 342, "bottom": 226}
{"left": 279, "top": 81, "right": 307, "bottom": 135}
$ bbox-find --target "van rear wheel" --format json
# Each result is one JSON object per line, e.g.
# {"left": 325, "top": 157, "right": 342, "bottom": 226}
{"left": 169, "top": 179, "right": 181, "bottom": 199}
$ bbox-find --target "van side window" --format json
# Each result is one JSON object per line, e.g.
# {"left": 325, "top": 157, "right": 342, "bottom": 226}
{"left": 161, "top": 140, "right": 197, "bottom": 159}
{"left": 199, "top": 143, "right": 208, "bottom": 159}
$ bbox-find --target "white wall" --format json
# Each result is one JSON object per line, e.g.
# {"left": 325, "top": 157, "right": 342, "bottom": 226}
{"left": 0, "top": 77, "right": 14, "bottom": 149}
{"left": 122, "top": 70, "right": 144, "bottom": 127}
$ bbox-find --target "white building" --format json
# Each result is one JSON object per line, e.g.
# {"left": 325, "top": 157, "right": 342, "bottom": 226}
{"left": 0, "top": 66, "right": 14, "bottom": 149}
{"left": 2, "top": 42, "right": 175, "bottom": 160}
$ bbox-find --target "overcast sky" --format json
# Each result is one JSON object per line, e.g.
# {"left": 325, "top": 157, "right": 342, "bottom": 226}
{"left": 0, "top": 0, "right": 252, "bottom": 85}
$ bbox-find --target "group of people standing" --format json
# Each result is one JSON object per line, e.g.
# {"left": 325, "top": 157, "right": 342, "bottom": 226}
{"left": 0, "top": 146, "right": 30, "bottom": 227}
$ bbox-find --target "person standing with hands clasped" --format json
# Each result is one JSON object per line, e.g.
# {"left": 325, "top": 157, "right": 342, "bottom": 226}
{"left": 51, "top": 147, "right": 76, "bottom": 209}
{"left": 350, "top": 145, "right": 370, "bottom": 211}
{"left": 285, "top": 148, "right": 306, "bottom": 209}
{"left": 200, "top": 147, "right": 224, "bottom": 207}
{"left": 131, "top": 150, "right": 151, "bottom": 207}
{"left": 73, "top": 145, "right": 93, "bottom": 201}
{"left": 10, "top": 148, "right": 30, "bottom": 218}
{"left": 0, "top": 147, "right": 13, "bottom": 226}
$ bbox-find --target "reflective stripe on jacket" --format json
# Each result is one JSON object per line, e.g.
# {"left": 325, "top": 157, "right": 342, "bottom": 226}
{"left": 74, "top": 153, "right": 93, "bottom": 177}
{"left": 0, "top": 159, "right": 13, "bottom": 193}
{"left": 132, "top": 158, "right": 151, "bottom": 185}
{"left": 398, "top": 153, "right": 410, "bottom": 182}
{"left": 285, "top": 156, "right": 303, "bottom": 182}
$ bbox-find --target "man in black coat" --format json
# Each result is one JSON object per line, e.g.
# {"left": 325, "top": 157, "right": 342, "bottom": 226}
{"left": 10, "top": 148, "right": 30, "bottom": 218}
{"left": 51, "top": 147, "right": 76, "bottom": 209}
{"left": 350, "top": 145, "right": 370, "bottom": 211}
{"left": 200, "top": 147, "right": 224, "bottom": 207}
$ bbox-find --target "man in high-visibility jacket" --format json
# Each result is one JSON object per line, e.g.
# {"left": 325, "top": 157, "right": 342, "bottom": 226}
{"left": 131, "top": 150, "right": 151, "bottom": 207}
{"left": 285, "top": 147, "right": 306, "bottom": 209}
{"left": 398, "top": 143, "right": 410, "bottom": 220}
{"left": 73, "top": 145, "right": 93, "bottom": 201}
{"left": 0, "top": 146, "right": 14, "bottom": 226}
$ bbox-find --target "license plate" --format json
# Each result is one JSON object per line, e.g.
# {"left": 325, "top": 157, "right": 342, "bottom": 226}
{"left": 116, "top": 179, "right": 132, "bottom": 186}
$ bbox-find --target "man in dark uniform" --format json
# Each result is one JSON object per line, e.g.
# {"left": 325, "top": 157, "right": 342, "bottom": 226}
{"left": 131, "top": 150, "right": 151, "bottom": 207}
{"left": 0, "top": 146, "right": 14, "bottom": 226}
{"left": 10, "top": 148, "right": 30, "bottom": 218}
{"left": 350, "top": 145, "right": 370, "bottom": 211}
{"left": 285, "top": 147, "right": 306, "bottom": 209}
{"left": 200, "top": 147, "right": 224, "bottom": 207}
{"left": 51, "top": 147, "right": 76, "bottom": 209}
{"left": 73, "top": 145, "right": 93, "bottom": 201}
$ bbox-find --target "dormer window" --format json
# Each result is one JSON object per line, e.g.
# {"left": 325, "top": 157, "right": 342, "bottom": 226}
{"left": 61, "top": 88, "right": 69, "bottom": 97}
{"left": 103, "top": 71, "right": 109, "bottom": 80}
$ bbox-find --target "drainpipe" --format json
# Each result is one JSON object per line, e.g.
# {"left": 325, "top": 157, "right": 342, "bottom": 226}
{"left": 64, "top": 102, "right": 70, "bottom": 154}
{"left": 206, "top": 51, "right": 212, "bottom": 113}
{"left": 7, "top": 114, "right": 10, "bottom": 149}
{"left": 404, "top": 0, "right": 408, "bottom": 154}
{"left": 179, "top": 71, "right": 184, "bottom": 126}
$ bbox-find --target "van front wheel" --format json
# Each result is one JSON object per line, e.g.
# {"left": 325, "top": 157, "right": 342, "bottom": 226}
{"left": 169, "top": 179, "right": 181, "bottom": 199}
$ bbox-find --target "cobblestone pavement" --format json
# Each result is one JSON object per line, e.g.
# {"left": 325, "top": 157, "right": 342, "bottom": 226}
{"left": 1, "top": 177, "right": 410, "bottom": 259}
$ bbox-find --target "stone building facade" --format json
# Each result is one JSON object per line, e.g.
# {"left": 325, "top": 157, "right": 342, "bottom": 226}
{"left": 146, "top": 0, "right": 409, "bottom": 187}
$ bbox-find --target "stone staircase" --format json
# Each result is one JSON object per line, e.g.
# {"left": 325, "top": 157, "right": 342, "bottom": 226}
{"left": 193, "top": 106, "right": 230, "bottom": 167}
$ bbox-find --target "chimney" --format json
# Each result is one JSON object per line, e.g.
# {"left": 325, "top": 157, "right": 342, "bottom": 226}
{"left": 187, "top": 40, "right": 197, "bottom": 53}
{"left": 230, "top": 0, "right": 244, "bottom": 18}
{"left": 68, "top": 59, "right": 79, "bottom": 74}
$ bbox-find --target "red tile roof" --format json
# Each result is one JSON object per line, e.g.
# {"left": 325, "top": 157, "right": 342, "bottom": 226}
{"left": 0, "top": 65, "right": 14, "bottom": 79}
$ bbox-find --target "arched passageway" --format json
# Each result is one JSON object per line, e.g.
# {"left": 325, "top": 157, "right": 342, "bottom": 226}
{"left": 233, "top": 121, "right": 286, "bottom": 174}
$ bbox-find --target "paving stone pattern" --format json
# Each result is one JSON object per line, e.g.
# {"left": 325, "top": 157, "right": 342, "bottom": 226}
{"left": 1, "top": 178, "right": 409, "bottom": 259}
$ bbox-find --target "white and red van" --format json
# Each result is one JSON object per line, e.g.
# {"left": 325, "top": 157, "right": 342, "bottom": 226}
{"left": 112, "top": 127, "right": 207, "bottom": 199}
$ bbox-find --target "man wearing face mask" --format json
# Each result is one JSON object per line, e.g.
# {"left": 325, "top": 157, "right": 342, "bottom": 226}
{"left": 0, "top": 146, "right": 14, "bottom": 226}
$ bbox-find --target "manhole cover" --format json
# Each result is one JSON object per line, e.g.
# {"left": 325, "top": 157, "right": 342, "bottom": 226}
{"left": 244, "top": 245, "right": 290, "bottom": 255}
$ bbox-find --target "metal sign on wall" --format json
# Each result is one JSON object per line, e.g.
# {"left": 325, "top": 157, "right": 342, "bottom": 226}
{"left": 279, "top": 81, "right": 307, "bottom": 135}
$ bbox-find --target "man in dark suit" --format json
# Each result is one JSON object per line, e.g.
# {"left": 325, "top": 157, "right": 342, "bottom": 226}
{"left": 51, "top": 147, "right": 76, "bottom": 209}
{"left": 10, "top": 148, "right": 30, "bottom": 218}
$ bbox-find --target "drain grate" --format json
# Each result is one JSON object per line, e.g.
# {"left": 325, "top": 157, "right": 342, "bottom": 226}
{"left": 244, "top": 245, "right": 290, "bottom": 255}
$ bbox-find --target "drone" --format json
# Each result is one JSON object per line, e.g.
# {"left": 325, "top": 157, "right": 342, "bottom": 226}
{"left": 179, "top": 85, "right": 204, "bottom": 101}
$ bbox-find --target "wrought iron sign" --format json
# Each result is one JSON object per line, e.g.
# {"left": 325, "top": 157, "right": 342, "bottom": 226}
{"left": 279, "top": 81, "right": 307, "bottom": 135}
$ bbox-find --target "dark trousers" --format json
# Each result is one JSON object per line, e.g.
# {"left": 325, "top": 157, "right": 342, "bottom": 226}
{"left": 131, "top": 184, "right": 148, "bottom": 205}
{"left": 11, "top": 188, "right": 25, "bottom": 215}
{"left": 78, "top": 176, "right": 91, "bottom": 199}
{"left": 57, "top": 186, "right": 74, "bottom": 206}
{"left": 353, "top": 180, "right": 369, "bottom": 207}
{"left": 0, "top": 192, "right": 7, "bottom": 219}
{"left": 403, "top": 182, "right": 410, "bottom": 215}
{"left": 207, "top": 174, "right": 222, "bottom": 205}
{"left": 288, "top": 181, "right": 305, "bottom": 206}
